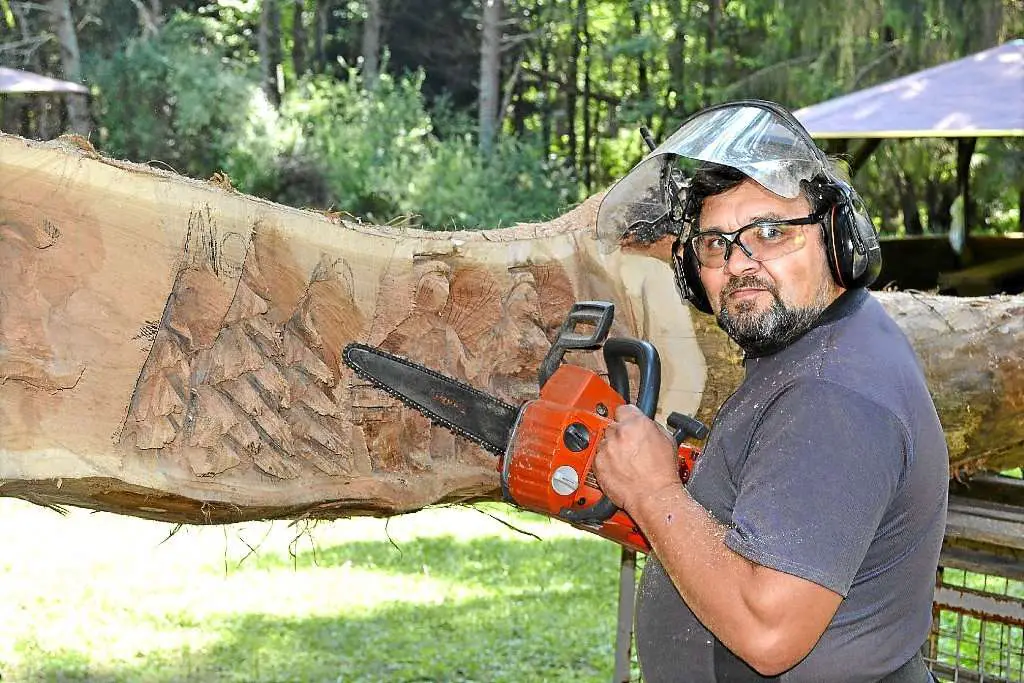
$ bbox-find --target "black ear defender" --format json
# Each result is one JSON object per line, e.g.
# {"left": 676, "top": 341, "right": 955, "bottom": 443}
{"left": 675, "top": 236, "right": 713, "bottom": 314}
{"left": 820, "top": 177, "right": 882, "bottom": 289}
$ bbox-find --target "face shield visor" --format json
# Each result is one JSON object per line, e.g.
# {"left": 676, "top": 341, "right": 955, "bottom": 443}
{"left": 595, "top": 101, "right": 828, "bottom": 252}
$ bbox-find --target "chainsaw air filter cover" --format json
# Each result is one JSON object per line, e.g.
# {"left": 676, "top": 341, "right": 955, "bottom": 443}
{"left": 499, "top": 364, "right": 651, "bottom": 552}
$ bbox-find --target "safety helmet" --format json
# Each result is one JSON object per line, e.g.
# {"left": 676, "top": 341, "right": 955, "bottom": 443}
{"left": 596, "top": 100, "right": 881, "bottom": 313}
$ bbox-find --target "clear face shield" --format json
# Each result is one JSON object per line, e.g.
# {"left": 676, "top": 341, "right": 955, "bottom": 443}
{"left": 595, "top": 102, "right": 829, "bottom": 253}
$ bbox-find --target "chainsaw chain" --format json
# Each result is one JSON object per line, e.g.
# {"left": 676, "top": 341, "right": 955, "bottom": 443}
{"left": 343, "top": 342, "right": 518, "bottom": 456}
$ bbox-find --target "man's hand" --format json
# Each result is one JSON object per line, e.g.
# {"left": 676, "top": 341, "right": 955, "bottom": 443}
{"left": 593, "top": 404, "right": 682, "bottom": 513}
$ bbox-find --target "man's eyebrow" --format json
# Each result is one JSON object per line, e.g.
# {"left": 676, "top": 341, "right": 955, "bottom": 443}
{"left": 701, "top": 212, "right": 788, "bottom": 232}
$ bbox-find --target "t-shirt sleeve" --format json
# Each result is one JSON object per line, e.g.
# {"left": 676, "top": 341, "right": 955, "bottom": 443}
{"left": 723, "top": 378, "right": 908, "bottom": 597}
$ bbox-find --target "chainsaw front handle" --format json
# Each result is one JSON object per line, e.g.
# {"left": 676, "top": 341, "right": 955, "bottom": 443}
{"left": 537, "top": 301, "right": 615, "bottom": 387}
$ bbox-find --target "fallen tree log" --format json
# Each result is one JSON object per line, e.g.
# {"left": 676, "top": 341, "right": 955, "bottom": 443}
{"left": 1, "top": 134, "right": 1022, "bottom": 524}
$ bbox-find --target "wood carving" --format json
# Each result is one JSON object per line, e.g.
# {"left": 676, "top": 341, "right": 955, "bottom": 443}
{"left": 0, "top": 134, "right": 1021, "bottom": 524}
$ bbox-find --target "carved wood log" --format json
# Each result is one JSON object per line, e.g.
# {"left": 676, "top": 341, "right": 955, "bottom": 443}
{"left": 1, "top": 134, "right": 1022, "bottom": 523}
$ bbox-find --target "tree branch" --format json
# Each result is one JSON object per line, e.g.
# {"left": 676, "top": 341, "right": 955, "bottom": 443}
{"left": 520, "top": 65, "right": 620, "bottom": 104}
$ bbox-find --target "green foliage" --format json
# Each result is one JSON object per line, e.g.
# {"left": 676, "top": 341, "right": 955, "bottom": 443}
{"left": 971, "top": 140, "right": 1024, "bottom": 233}
{"left": 6, "top": 0, "right": 1021, "bottom": 236}
{"left": 226, "top": 70, "right": 578, "bottom": 228}
{"left": 86, "top": 12, "right": 256, "bottom": 179}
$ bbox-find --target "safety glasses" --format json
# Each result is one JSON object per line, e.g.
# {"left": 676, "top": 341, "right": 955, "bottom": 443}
{"left": 687, "top": 208, "right": 828, "bottom": 268}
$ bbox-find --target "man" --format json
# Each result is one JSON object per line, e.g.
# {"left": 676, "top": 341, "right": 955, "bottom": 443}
{"left": 593, "top": 101, "right": 948, "bottom": 682}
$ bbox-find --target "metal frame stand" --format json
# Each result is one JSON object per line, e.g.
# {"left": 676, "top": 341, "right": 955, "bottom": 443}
{"left": 613, "top": 548, "right": 638, "bottom": 683}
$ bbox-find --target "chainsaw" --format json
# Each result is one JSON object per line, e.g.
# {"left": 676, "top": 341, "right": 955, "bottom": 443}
{"left": 342, "top": 301, "right": 706, "bottom": 553}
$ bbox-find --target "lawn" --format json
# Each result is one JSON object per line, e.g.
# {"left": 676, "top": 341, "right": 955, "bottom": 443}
{"left": 0, "top": 498, "right": 629, "bottom": 682}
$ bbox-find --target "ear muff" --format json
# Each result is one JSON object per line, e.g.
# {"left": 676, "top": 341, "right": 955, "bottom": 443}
{"left": 821, "top": 181, "right": 882, "bottom": 289}
{"left": 672, "top": 237, "right": 713, "bottom": 314}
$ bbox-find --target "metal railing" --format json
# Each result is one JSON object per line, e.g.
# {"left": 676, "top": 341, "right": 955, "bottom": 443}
{"left": 927, "top": 474, "right": 1024, "bottom": 682}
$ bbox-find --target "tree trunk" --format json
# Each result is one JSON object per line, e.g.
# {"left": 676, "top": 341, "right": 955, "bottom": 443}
{"left": 44, "top": 0, "right": 90, "bottom": 135}
{"left": 259, "top": 0, "right": 282, "bottom": 106}
{"left": 565, "top": 0, "right": 584, "bottom": 170}
{"left": 702, "top": 0, "right": 719, "bottom": 107}
{"left": 632, "top": 2, "right": 650, "bottom": 128}
{"left": 664, "top": 0, "right": 692, "bottom": 124}
{"left": 538, "top": 12, "right": 552, "bottom": 156}
{"left": 313, "top": 0, "right": 330, "bottom": 73}
{"left": 478, "top": 0, "right": 502, "bottom": 154}
{"left": 1, "top": 134, "right": 1022, "bottom": 524}
{"left": 580, "top": 0, "right": 592, "bottom": 191}
{"left": 361, "top": 0, "right": 383, "bottom": 90}
{"left": 899, "top": 174, "right": 925, "bottom": 235}
{"left": 129, "top": 0, "right": 163, "bottom": 37}
{"left": 291, "top": 0, "right": 308, "bottom": 80}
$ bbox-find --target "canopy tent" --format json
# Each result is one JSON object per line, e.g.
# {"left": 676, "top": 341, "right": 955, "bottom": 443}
{"left": 0, "top": 67, "right": 90, "bottom": 140}
{"left": 793, "top": 39, "right": 1023, "bottom": 139}
{"left": 0, "top": 66, "right": 88, "bottom": 95}
{"left": 792, "top": 39, "right": 1024, "bottom": 264}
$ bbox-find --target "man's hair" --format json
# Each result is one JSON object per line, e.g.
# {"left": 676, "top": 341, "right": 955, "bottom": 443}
{"left": 684, "top": 161, "right": 841, "bottom": 233}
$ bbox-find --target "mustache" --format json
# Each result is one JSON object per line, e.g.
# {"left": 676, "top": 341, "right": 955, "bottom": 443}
{"left": 721, "top": 276, "right": 779, "bottom": 299}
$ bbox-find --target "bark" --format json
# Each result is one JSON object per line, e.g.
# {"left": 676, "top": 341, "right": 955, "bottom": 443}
{"left": 44, "top": 0, "right": 90, "bottom": 135}
{"left": 361, "top": 0, "right": 382, "bottom": 90}
{"left": 565, "top": 0, "right": 584, "bottom": 168}
{"left": 291, "top": 0, "right": 308, "bottom": 80}
{"left": 632, "top": 2, "right": 650, "bottom": 128}
{"left": 258, "top": 0, "right": 282, "bottom": 106}
{"left": 1, "top": 133, "right": 1022, "bottom": 525}
{"left": 702, "top": 0, "right": 719, "bottom": 107}
{"left": 313, "top": 0, "right": 330, "bottom": 73}
{"left": 664, "top": 0, "right": 692, "bottom": 123}
{"left": 478, "top": 0, "right": 502, "bottom": 154}
{"left": 128, "top": 0, "right": 162, "bottom": 37}
{"left": 580, "top": 0, "right": 592, "bottom": 191}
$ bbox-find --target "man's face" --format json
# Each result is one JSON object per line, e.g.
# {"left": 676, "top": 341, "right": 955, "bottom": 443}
{"left": 694, "top": 179, "right": 843, "bottom": 353}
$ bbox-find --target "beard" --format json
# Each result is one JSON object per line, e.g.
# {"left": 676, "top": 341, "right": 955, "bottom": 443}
{"left": 716, "top": 275, "right": 834, "bottom": 356}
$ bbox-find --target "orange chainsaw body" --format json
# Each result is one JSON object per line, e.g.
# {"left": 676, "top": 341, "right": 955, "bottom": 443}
{"left": 499, "top": 364, "right": 698, "bottom": 554}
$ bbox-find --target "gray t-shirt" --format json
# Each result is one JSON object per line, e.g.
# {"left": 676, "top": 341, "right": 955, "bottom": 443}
{"left": 636, "top": 289, "right": 949, "bottom": 682}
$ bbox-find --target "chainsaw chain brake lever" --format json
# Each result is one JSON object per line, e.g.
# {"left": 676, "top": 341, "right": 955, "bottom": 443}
{"left": 559, "top": 337, "right": 661, "bottom": 526}
{"left": 537, "top": 301, "right": 615, "bottom": 387}
{"left": 667, "top": 412, "right": 709, "bottom": 445}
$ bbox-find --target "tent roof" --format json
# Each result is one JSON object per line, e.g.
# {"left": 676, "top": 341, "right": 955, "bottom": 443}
{"left": 794, "top": 39, "right": 1024, "bottom": 139}
{"left": 0, "top": 66, "right": 89, "bottom": 95}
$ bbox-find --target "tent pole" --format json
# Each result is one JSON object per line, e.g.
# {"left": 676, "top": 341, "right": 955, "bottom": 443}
{"left": 849, "top": 138, "right": 883, "bottom": 178}
{"left": 956, "top": 137, "right": 978, "bottom": 242}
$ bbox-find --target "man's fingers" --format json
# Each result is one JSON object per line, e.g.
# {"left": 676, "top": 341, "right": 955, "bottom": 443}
{"left": 614, "top": 403, "right": 644, "bottom": 421}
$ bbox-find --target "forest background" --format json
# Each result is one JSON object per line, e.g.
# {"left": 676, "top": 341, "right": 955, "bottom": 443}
{"left": 1, "top": 0, "right": 1022, "bottom": 235}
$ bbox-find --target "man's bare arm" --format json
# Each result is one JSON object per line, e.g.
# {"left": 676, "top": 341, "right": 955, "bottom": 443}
{"left": 594, "top": 405, "right": 842, "bottom": 676}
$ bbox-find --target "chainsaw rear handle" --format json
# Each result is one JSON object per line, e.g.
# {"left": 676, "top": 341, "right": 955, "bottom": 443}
{"left": 560, "top": 337, "right": 661, "bottom": 526}
{"left": 603, "top": 338, "right": 661, "bottom": 418}
{"left": 538, "top": 301, "right": 615, "bottom": 387}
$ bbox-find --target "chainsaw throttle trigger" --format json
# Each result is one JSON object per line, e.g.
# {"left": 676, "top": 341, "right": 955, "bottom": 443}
{"left": 559, "top": 337, "right": 662, "bottom": 526}
{"left": 538, "top": 301, "right": 615, "bottom": 386}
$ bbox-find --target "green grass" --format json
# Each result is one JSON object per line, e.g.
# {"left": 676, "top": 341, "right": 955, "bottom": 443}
{"left": 0, "top": 499, "right": 628, "bottom": 682}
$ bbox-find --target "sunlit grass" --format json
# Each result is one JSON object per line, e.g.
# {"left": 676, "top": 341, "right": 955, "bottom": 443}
{"left": 0, "top": 499, "right": 626, "bottom": 682}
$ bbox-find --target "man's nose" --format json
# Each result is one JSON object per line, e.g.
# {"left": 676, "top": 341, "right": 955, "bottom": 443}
{"left": 724, "top": 241, "right": 760, "bottom": 276}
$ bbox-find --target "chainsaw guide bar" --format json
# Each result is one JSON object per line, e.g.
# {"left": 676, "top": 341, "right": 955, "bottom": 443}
{"left": 342, "top": 342, "right": 520, "bottom": 456}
